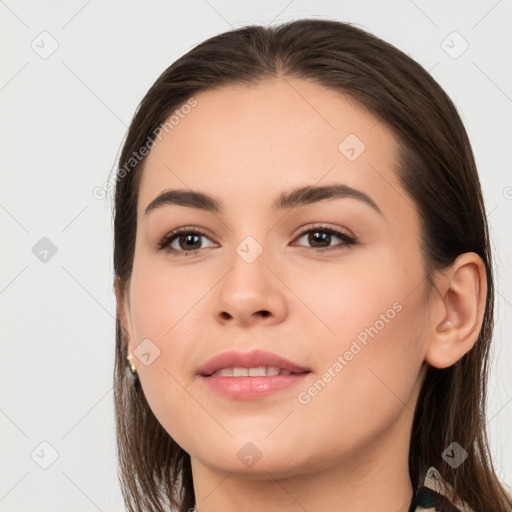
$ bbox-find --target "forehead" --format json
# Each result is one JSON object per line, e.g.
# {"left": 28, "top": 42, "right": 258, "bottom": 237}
{"left": 137, "top": 77, "right": 404, "bottom": 218}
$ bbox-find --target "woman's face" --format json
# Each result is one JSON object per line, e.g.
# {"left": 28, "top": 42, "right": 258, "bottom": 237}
{"left": 121, "top": 77, "right": 432, "bottom": 477}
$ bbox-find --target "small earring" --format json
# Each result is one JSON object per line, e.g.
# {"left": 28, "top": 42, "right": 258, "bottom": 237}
{"left": 126, "top": 352, "right": 137, "bottom": 375}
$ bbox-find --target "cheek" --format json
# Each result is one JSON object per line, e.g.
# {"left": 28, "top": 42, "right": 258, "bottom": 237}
{"left": 289, "top": 251, "right": 416, "bottom": 344}
{"left": 291, "top": 296, "right": 426, "bottom": 464}
{"left": 293, "top": 252, "right": 428, "bottom": 419}
{"left": 126, "top": 254, "right": 210, "bottom": 424}
{"left": 128, "top": 250, "right": 211, "bottom": 347}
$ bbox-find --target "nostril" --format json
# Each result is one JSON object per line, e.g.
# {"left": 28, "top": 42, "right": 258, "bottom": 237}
{"left": 219, "top": 310, "right": 270, "bottom": 320}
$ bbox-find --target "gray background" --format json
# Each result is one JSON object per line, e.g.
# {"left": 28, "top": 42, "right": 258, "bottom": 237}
{"left": 1, "top": 1, "right": 511, "bottom": 510}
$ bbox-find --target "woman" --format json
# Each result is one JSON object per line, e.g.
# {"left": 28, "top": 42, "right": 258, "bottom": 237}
{"left": 112, "top": 19, "right": 512, "bottom": 512}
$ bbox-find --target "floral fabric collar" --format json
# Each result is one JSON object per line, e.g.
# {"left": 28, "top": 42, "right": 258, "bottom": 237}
{"left": 408, "top": 466, "right": 474, "bottom": 512}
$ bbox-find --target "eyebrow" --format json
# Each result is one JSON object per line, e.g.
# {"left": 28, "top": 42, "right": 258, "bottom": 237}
{"left": 144, "top": 184, "right": 382, "bottom": 216}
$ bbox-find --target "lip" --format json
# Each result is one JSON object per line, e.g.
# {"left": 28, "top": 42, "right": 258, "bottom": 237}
{"left": 197, "top": 349, "right": 311, "bottom": 376}
{"left": 201, "top": 373, "right": 310, "bottom": 400}
{"left": 197, "top": 349, "right": 311, "bottom": 400}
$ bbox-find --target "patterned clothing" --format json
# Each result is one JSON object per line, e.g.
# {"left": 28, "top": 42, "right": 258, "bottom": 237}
{"left": 408, "top": 467, "right": 474, "bottom": 511}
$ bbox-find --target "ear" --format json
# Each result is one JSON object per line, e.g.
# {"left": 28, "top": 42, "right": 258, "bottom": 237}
{"left": 424, "top": 252, "right": 488, "bottom": 369}
{"left": 114, "top": 276, "right": 136, "bottom": 356}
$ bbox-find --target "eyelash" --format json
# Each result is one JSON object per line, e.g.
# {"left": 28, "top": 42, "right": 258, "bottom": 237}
{"left": 156, "top": 224, "right": 356, "bottom": 257}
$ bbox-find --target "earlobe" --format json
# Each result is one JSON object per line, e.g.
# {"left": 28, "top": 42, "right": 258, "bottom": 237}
{"left": 424, "top": 252, "right": 487, "bottom": 369}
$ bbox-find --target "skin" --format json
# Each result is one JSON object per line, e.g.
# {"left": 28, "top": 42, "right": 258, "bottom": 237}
{"left": 116, "top": 77, "right": 487, "bottom": 512}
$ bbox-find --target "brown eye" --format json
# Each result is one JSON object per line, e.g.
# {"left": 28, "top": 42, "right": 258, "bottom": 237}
{"left": 294, "top": 226, "right": 356, "bottom": 251}
{"left": 157, "top": 227, "right": 216, "bottom": 255}
{"left": 306, "top": 230, "right": 332, "bottom": 248}
{"left": 175, "top": 233, "right": 202, "bottom": 251}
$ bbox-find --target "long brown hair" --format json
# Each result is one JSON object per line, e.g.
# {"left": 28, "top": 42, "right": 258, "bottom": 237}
{"left": 113, "top": 19, "right": 511, "bottom": 512}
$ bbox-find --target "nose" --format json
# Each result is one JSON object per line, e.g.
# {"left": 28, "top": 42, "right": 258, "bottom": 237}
{"left": 212, "top": 246, "right": 287, "bottom": 328}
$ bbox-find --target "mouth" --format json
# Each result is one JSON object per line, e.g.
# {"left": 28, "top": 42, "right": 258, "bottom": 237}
{"left": 205, "top": 367, "right": 309, "bottom": 377}
{"left": 197, "top": 349, "right": 312, "bottom": 400}
{"left": 197, "top": 348, "right": 311, "bottom": 377}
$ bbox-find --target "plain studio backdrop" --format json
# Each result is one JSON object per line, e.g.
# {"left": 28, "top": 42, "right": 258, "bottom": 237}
{"left": 1, "top": 1, "right": 511, "bottom": 510}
